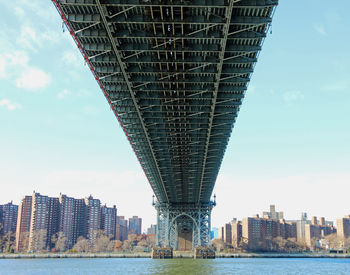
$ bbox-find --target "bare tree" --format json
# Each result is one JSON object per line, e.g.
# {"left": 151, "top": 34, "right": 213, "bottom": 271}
{"left": 106, "top": 240, "right": 115, "bottom": 252}
{"left": 0, "top": 231, "right": 16, "bottom": 253}
{"left": 344, "top": 238, "right": 350, "bottom": 252}
{"left": 15, "top": 232, "right": 29, "bottom": 252}
{"left": 122, "top": 240, "right": 132, "bottom": 252}
{"left": 30, "top": 230, "right": 47, "bottom": 252}
{"left": 51, "top": 232, "right": 67, "bottom": 252}
{"left": 93, "top": 231, "right": 111, "bottom": 252}
{"left": 73, "top": 236, "right": 90, "bottom": 253}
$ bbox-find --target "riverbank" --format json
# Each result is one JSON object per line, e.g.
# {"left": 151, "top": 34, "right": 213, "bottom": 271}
{"left": 1, "top": 252, "right": 349, "bottom": 259}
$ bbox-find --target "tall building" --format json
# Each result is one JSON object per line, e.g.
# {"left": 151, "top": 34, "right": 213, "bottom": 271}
{"left": 242, "top": 216, "right": 279, "bottom": 250}
{"left": 101, "top": 205, "right": 117, "bottom": 239}
{"left": 84, "top": 195, "right": 101, "bottom": 242}
{"left": 0, "top": 201, "right": 18, "bottom": 235}
{"left": 278, "top": 220, "right": 297, "bottom": 239}
{"left": 147, "top": 224, "right": 156, "bottom": 235}
{"left": 263, "top": 205, "right": 284, "bottom": 220}
{"left": 231, "top": 220, "right": 242, "bottom": 248}
{"left": 219, "top": 223, "right": 232, "bottom": 245}
{"left": 28, "top": 192, "right": 60, "bottom": 251}
{"left": 116, "top": 216, "right": 128, "bottom": 241}
{"left": 58, "top": 194, "right": 75, "bottom": 248}
{"left": 58, "top": 194, "right": 86, "bottom": 249}
{"left": 337, "top": 215, "right": 350, "bottom": 239}
{"left": 305, "top": 224, "right": 321, "bottom": 247}
{"left": 294, "top": 213, "right": 334, "bottom": 244}
{"left": 296, "top": 212, "right": 311, "bottom": 242}
{"left": 72, "top": 198, "right": 86, "bottom": 242}
{"left": 15, "top": 196, "right": 32, "bottom": 252}
{"left": 128, "top": 216, "right": 142, "bottom": 235}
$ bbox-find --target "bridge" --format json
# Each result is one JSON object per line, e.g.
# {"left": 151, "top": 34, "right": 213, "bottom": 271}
{"left": 52, "top": 0, "right": 278, "bottom": 250}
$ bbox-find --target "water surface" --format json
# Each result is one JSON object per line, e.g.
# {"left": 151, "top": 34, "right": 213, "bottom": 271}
{"left": 0, "top": 258, "right": 349, "bottom": 274}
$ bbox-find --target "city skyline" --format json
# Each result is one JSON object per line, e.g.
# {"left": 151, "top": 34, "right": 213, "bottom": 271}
{"left": 1, "top": 0, "right": 350, "bottom": 231}
{"left": 1, "top": 191, "right": 152, "bottom": 252}
{"left": 2, "top": 198, "right": 349, "bottom": 253}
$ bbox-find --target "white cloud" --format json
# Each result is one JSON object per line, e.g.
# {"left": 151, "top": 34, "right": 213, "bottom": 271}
{"left": 61, "top": 50, "right": 80, "bottom": 67}
{"left": 323, "top": 80, "right": 349, "bottom": 92}
{"left": 17, "top": 26, "right": 38, "bottom": 50}
{"left": 0, "top": 56, "right": 6, "bottom": 78}
{"left": 16, "top": 25, "right": 59, "bottom": 51}
{"left": 0, "top": 99, "right": 22, "bottom": 111}
{"left": 313, "top": 23, "right": 326, "bottom": 35}
{"left": 0, "top": 51, "right": 51, "bottom": 91}
{"left": 0, "top": 51, "right": 29, "bottom": 79}
{"left": 283, "top": 90, "right": 304, "bottom": 103}
{"left": 6, "top": 51, "right": 29, "bottom": 67}
{"left": 57, "top": 89, "right": 70, "bottom": 99}
{"left": 16, "top": 67, "right": 51, "bottom": 91}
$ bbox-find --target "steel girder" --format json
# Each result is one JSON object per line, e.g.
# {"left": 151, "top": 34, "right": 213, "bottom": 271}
{"left": 155, "top": 201, "right": 214, "bottom": 249}
{"left": 52, "top": 0, "right": 278, "bottom": 205}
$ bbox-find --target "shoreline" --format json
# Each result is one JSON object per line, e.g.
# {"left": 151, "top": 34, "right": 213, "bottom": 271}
{"left": 1, "top": 252, "right": 349, "bottom": 259}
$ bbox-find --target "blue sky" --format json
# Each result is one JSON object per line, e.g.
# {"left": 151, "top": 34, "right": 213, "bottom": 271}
{"left": 0, "top": 1, "right": 349, "bottom": 230}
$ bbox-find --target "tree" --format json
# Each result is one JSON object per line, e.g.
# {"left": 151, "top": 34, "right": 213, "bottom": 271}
{"left": 73, "top": 236, "right": 90, "bottom": 252}
{"left": 93, "top": 231, "right": 111, "bottom": 252}
{"left": 16, "top": 232, "right": 30, "bottom": 252}
{"left": 324, "top": 234, "right": 342, "bottom": 250}
{"left": 344, "top": 237, "right": 350, "bottom": 251}
{"left": 122, "top": 240, "right": 132, "bottom": 252}
{"left": 30, "top": 229, "right": 47, "bottom": 252}
{"left": 212, "top": 239, "right": 225, "bottom": 252}
{"left": 114, "top": 240, "right": 123, "bottom": 251}
{"left": 0, "top": 231, "right": 16, "bottom": 253}
{"left": 106, "top": 240, "right": 115, "bottom": 252}
{"left": 51, "top": 232, "right": 67, "bottom": 252}
{"left": 272, "top": 237, "right": 286, "bottom": 252}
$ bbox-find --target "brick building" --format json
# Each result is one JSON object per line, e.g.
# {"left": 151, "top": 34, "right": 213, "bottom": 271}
{"left": 116, "top": 216, "right": 128, "bottom": 241}
{"left": 15, "top": 196, "right": 32, "bottom": 252}
{"left": 28, "top": 192, "right": 60, "bottom": 251}
{"left": 0, "top": 201, "right": 18, "bottom": 235}
{"left": 337, "top": 215, "right": 350, "bottom": 239}
{"left": 84, "top": 195, "right": 101, "bottom": 243}
{"left": 101, "top": 205, "right": 117, "bottom": 239}
{"left": 128, "top": 216, "right": 142, "bottom": 235}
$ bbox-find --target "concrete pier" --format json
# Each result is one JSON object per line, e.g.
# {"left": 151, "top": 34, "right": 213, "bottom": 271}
{"left": 194, "top": 247, "right": 216, "bottom": 259}
{"left": 151, "top": 247, "right": 173, "bottom": 259}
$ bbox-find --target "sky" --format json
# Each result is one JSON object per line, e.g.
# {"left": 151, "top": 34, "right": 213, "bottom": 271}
{"left": 0, "top": 1, "right": 349, "bottom": 231}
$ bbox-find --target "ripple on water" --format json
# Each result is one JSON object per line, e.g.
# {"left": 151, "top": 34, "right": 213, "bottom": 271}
{"left": 0, "top": 257, "right": 349, "bottom": 275}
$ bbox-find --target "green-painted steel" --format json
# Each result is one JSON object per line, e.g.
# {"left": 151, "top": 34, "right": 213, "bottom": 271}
{"left": 53, "top": 0, "right": 278, "bottom": 206}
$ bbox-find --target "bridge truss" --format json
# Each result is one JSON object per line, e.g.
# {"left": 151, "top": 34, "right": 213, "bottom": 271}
{"left": 53, "top": 0, "right": 278, "bottom": 249}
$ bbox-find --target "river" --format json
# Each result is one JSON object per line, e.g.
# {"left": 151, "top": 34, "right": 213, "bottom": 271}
{"left": 0, "top": 258, "right": 349, "bottom": 274}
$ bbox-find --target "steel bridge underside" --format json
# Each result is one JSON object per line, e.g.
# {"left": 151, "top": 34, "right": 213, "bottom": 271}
{"left": 53, "top": 0, "right": 277, "bottom": 247}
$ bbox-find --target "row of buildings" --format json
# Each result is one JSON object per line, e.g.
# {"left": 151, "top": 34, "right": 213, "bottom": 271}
{"left": 0, "top": 192, "right": 144, "bottom": 252}
{"left": 216, "top": 205, "right": 350, "bottom": 251}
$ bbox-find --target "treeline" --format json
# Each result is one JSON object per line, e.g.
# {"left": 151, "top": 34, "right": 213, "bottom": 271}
{"left": 0, "top": 230, "right": 155, "bottom": 253}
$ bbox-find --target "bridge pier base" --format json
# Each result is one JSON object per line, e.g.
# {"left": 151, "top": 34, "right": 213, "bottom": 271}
{"left": 194, "top": 247, "right": 216, "bottom": 259}
{"left": 154, "top": 202, "right": 215, "bottom": 251}
{"left": 151, "top": 247, "right": 173, "bottom": 259}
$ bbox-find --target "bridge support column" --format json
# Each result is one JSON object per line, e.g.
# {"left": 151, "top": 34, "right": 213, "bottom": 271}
{"left": 154, "top": 202, "right": 215, "bottom": 251}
